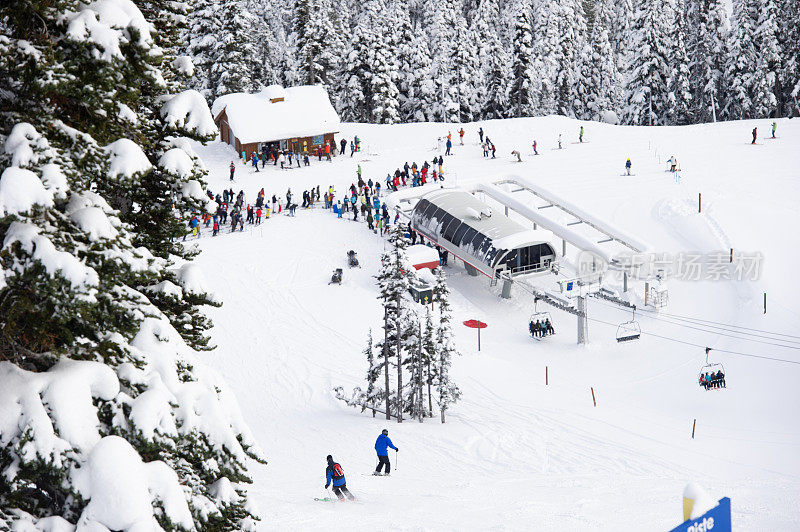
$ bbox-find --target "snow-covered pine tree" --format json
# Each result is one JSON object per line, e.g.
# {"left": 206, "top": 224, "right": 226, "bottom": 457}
{"left": 422, "top": 0, "right": 461, "bottom": 122}
{"left": 422, "top": 307, "right": 439, "bottom": 417}
{"left": 776, "top": 0, "right": 800, "bottom": 117}
{"left": 361, "top": 328, "right": 388, "bottom": 412}
{"left": 389, "top": 3, "right": 436, "bottom": 122}
{"left": 624, "top": 0, "right": 676, "bottom": 125}
{"left": 687, "top": 0, "right": 729, "bottom": 122}
{"left": 431, "top": 268, "right": 461, "bottom": 423}
{"left": 471, "top": 0, "right": 510, "bottom": 120}
{"left": 575, "top": 0, "right": 622, "bottom": 121}
{"left": 509, "top": 5, "right": 537, "bottom": 117}
{"left": 294, "top": 0, "right": 340, "bottom": 88}
{"left": 724, "top": 0, "right": 778, "bottom": 119}
{"left": 0, "top": 1, "right": 264, "bottom": 528}
{"left": 374, "top": 224, "right": 414, "bottom": 421}
{"left": 369, "top": 21, "right": 402, "bottom": 124}
{"left": 447, "top": 13, "right": 481, "bottom": 122}
{"left": 668, "top": 0, "right": 693, "bottom": 125}
{"left": 341, "top": 0, "right": 383, "bottom": 121}
{"left": 400, "top": 307, "right": 424, "bottom": 419}
{"left": 533, "top": 0, "right": 587, "bottom": 117}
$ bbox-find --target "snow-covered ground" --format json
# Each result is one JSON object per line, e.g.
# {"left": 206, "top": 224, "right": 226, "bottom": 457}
{"left": 191, "top": 116, "right": 800, "bottom": 529}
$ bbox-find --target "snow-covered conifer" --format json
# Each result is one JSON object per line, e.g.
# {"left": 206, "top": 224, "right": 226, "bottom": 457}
{"left": 509, "top": 6, "right": 537, "bottom": 117}
{"left": 431, "top": 268, "right": 461, "bottom": 423}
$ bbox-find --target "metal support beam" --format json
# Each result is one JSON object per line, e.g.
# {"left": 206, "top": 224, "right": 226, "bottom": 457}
{"left": 623, "top": 272, "right": 628, "bottom": 293}
{"left": 577, "top": 296, "right": 588, "bottom": 345}
{"left": 567, "top": 220, "right": 583, "bottom": 226}
{"left": 501, "top": 277, "right": 513, "bottom": 299}
{"left": 597, "top": 238, "right": 613, "bottom": 244}
{"left": 511, "top": 188, "right": 525, "bottom": 193}
{"left": 562, "top": 239, "right": 567, "bottom": 257}
{"left": 465, "top": 263, "right": 479, "bottom": 277}
{"left": 504, "top": 205, "right": 509, "bottom": 216}
{"left": 539, "top": 204, "right": 555, "bottom": 209}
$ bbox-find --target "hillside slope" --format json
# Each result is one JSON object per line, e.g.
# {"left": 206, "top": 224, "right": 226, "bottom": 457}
{"left": 191, "top": 116, "right": 800, "bottom": 529}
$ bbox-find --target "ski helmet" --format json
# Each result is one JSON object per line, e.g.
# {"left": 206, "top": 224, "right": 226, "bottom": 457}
{"left": 381, "top": 429, "right": 388, "bottom": 435}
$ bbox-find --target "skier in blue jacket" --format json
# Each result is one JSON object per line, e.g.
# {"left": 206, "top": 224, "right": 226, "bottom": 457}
{"left": 325, "top": 455, "right": 355, "bottom": 500}
{"left": 373, "top": 429, "right": 398, "bottom": 476}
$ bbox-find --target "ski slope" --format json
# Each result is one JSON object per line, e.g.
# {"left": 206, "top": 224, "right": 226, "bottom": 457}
{"left": 190, "top": 116, "right": 800, "bottom": 529}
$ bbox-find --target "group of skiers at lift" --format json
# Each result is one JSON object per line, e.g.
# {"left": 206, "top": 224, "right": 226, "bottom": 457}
{"left": 324, "top": 429, "right": 399, "bottom": 501}
{"left": 529, "top": 318, "right": 555, "bottom": 338}
{"left": 699, "top": 370, "right": 726, "bottom": 390}
{"left": 230, "top": 136, "right": 362, "bottom": 178}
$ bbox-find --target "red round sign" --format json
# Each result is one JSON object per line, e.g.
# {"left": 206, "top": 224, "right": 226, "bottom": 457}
{"left": 463, "top": 319, "right": 487, "bottom": 329}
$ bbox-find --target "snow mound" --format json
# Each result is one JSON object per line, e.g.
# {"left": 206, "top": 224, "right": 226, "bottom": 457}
{"left": 0, "top": 359, "right": 118, "bottom": 466}
{"left": 104, "top": 139, "right": 152, "bottom": 180}
{"left": 148, "top": 280, "right": 183, "bottom": 298}
{"left": 600, "top": 110, "right": 620, "bottom": 124}
{"left": 4, "top": 123, "right": 44, "bottom": 167}
{"left": 0, "top": 167, "right": 54, "bottom": 215}
{"left": 209, "top": 477, "right": 240, "bottom": 505}
{"left": 159, "top": 147, "right": 194, "bottom": 178}
{"left": 40, "top": 163, "right": 69, "bottom": 196}
{"left": 161, "top": 90, "right": 216, "bottom": 137}
{"left": 74, "top": 435, "right": 192, "bottom": 531}
{"left": 65, "top": 0, "right": 153, "bottom": 62}
{"left": 171, "top": 55, "right": 194, "bottom": 76}
{"left": 3, "top": 222, "right": 100, "bottom": 289}
{"left": 683, "top": 482, "right": 717, "bottom": 519}
{"left": 117, "top": 102, "right": 138, "bottom": 124}
{"left": 69, "top": 206, "right": 118, "bottom": 241}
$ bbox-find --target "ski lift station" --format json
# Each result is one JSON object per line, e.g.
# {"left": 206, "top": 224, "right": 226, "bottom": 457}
{"left": 411, "top": 189, "right": 557, "bottom": 279}
{"left": 391, "top": 176, "right": 667, "bottom": 345}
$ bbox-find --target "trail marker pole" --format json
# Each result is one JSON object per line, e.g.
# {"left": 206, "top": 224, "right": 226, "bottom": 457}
{"left": 692, "top": 419, "right": 697, "bottom": 439}
{"left": 698, "top": 193, "right": 702, "bottom": 213}
{"left": 591, "top": 387, "right": 596, "bottom": 407}
{"left": 546, "top": 366, "right": 548, "bottom": 386}
{"left": 764, "top": 293, "right": 767, "bottom": 314}
{"left": 730, "top": 248, "right": 733, "bottom": 263}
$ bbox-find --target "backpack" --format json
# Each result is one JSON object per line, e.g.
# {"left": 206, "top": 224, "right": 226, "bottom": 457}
{"left": 330, "top": 463, "right": 344, "bottom": 480}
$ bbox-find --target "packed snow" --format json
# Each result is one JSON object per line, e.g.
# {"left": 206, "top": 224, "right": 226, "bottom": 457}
{"left": 188, "top": 114, "right": 800, "bottom": 529}
{"left": 0, "top": 167, "right": 53, "bottom": 215}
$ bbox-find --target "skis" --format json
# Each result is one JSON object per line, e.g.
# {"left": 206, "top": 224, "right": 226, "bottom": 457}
{"left": 620, "top": 173, "right": 637, "bottom": 176}
{"left": 313, "top": 497, "right": 337, "bottom": 503}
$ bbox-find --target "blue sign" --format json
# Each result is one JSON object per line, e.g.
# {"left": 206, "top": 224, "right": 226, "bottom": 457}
{"left": 670, "top": 497, "right": 731, "bottom": 532}
{"left": 566, "top": 281, "right": 574, "bottom": 291}
{"left": 312, "top": 134, "right": 324, "bottom": 145}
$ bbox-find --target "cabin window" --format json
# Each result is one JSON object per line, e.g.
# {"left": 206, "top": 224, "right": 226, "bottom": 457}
{"left": 443, "top": 219, "right": 461, "bottom": 243}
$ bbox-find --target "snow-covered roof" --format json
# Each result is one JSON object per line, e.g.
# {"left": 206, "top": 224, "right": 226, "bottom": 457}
{"left": 418, "top": 189, "right": 553, "bottom": 249}
{"left": 211, "top": 85, "right": 340, "bottom": 145}
{"left": 406, "top": 244, "right": 440, "bottom": 269}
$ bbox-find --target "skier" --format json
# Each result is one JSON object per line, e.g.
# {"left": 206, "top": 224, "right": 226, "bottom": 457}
{"left": 252, "top": 152, "right": 259, "bottom": 172}
{"left": 459, "top": 128, "right": 465, "bottom": 145}
{"left": 558, "top": 134, "right": 562, "bottom": 149}
{"left": 478, "top": 127, "right": 484, "bottom": 142}
{"left": 491, "top": 143, "right": 496, "bottom": 158}
{"left": 771, "top": 121, "right": 777, "bottom": 138}
{"left": 751, "top": 127, "right": 757, "bottom": 144}
{"left": 229, "top": 161, "right": 235, "bottom": 181}
{"left": 625, "top": 158, "right": 632, "bottom": 176}
{"left": 373, "top": 429, "right": 398, "bottom": 476}
{"left": 445, "top": 137, "right": 452, "bottom": 156}
{"left": 340, "top": 137, "right": 347, "bottom": 156}
{"left": 325, "top": 455, "right": 355, "bottom": 501}
{"left": 579, "top": 126, "right": 584, "bottom": 143}
{"left": 532, "top": 140, "right": 538, "bottom": 155}
{"left": 667, "top": 156, "right": 678, "bottom": 172}
{"left": 511, "top": 150, "right": 521, "bottom": 162}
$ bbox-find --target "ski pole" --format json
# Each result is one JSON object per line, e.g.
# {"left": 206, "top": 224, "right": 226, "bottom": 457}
{"left": 395, "top": 449, "right": 399, "bottom": 471}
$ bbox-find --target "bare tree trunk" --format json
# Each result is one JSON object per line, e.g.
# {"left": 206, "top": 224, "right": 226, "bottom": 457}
{"left": 427, "top": 361, "right": 433, "bottom": 417}
{"left": 417, "top": 319, "right": 423, "bottom": 423}
{"left": 383, "top": 307, "right": 390, "bottom": 421}
{"left": 396, "top": 296, "right": 403, "bottom": 423}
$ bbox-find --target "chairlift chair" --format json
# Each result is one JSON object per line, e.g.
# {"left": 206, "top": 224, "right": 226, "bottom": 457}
{"left": 615, "top": 306, "right": 641, "bottom": 342}
{"left": 698, "top": 347, "right": 726, "bottom": 390}
{"left": 528, "top": 297, "right": 555, "bottom": 339}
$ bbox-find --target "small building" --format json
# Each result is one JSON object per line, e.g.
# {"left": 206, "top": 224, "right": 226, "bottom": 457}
{"left": 406, "top": 244, "right": 441, "bottom": 271}
{"left": 411, "top": 189, "right": 556, "bottom": 278}
{"left": 211, "top": 85, "right": 340, "bottom": 159}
